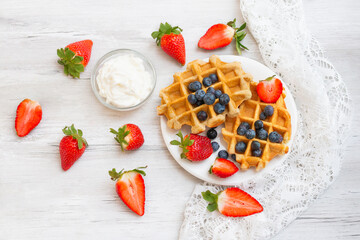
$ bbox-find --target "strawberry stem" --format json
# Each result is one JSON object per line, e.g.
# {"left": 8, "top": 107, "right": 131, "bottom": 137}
{"left": 227, "top": 18, "right": 248, "bottom": 55}
{"left": 151, "top": 22, "right": 183, "bottom": 46}
{"left": 62, "top": 124, "right": 88, "bottom": 149}
{"left": 108, "top": 166, "right": 147, "bottom": 181}
{"left": 110, "top": 126, "right": 130, "bottom": 151}
{"left": 170, "top": 131, "right": 194, "bottom": 159}
{"left": 201, "top": 190, "right": 219, "bottom": 212}
{"left": 57, "top": 48, "right": 84, "bottom": 78}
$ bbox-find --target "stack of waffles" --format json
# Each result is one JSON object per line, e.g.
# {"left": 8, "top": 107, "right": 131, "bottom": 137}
{"left": 158, "top": 55, "right": 292, "bottom": 171}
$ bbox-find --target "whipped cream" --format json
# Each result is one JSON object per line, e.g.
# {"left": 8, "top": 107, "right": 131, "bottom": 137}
{"left": 96, "top": 54, "right": 153, "bottom": 108}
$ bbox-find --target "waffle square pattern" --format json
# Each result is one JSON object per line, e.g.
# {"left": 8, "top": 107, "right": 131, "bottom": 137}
{"left": 222, "top": 82, "right": 292, "bottom": 171}
{"left": 157, "top": 55, "right": 252, "bottom": 134}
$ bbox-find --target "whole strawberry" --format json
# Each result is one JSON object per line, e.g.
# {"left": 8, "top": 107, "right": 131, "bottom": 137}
{"left": 170, "top": 131, "right": 212, "bottom": 161}
{"left": 59, "top": 124, "right": 88, "bottom": 171}
{"left": 198, "top": 19, "right": 248, "bottom": 54}
{"left": 202, "top": 187, "right": 263, "bottom": 217}
{"left": 109, "top": 166, "right": 147, "bottom": 216}
{"left": 209, "top": 158, "right": 238, "bottom": 178}
{"left": 151, "top": 22, "right": 186, "bottom": 65}
{"left": 110, "top": 124, "right": 144, "bottom": 151}
{"left": 57, "top": 40, "right": 93, "bottom": 78}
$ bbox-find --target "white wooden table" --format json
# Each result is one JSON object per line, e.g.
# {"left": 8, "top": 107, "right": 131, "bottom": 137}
{"left": 0, "top": 0, "right": 359, "bottom": 239}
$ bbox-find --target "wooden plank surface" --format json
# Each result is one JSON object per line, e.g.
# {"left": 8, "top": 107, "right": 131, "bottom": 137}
{"left": 0, "top": 0, "right": 359, "bottom": 239}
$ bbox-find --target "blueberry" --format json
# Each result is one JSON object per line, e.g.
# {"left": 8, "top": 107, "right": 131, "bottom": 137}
{"left": 240, "top": 122, "right": 250, "bottom": 130}
{"left": 264, "top": 105, "right": 274, "bottom": 117}
{"left": 207, "top": 87, "right": 216, "bottom": 95}
{"left": 202, "top": 77, "right": 212, "bottom": 87}
{"left": 195, "top": 100, "right": 204, "bottom": 106}
{"left": 219, "top": 93, "right": 230, "bottom": 105}
{"left": 207, "top": 128, "right": 217, "bottom": 139}
{"left": 259, "top": 112, "right": 267, "bottom": 120}
{"left": 195, "top": 89, "right": 206, "bottom": 101}
{"left": 251, "top": 141, "right": 261, "bottom": 151}
{"left": 197, "top": 111, "right": 208, "bottom": 121}
{"left": 245, "top": 129, "right": 256, "bottom": 139}
{"left": 269, "top": 131, "right": 283, "bottom": 143}
{"left": 237, "top": 126, "right": 247, "bottom": 136}
{"left": 187, "top": 94, "right": 197, "bottom": 104}
{"left": 254, "top": 120, "right": 264, "bottom": 130}
{"left": 230, "top": 154, "right": 236, "bottom": 161}
{"left": 214, "top": 90, "right": 222, "bottom": 98}
{"left": 214, "top": 103, "right": 225, "bottom": 114}
{"left": 203, "top": 93, "right": 216, "bottom": 105}
{"left": 252, "top": 149, "right": 262, "bottom": 157}
{"left": 256, "top": 128, "right": 268, "bottom": 140}
{"left": 188, "top": 81, "right": 202, "bottom": 92}
{"left": 209, "top": 73, "right": 218, "bottom": 83}
{"left": 218, "top": 150, "right": 229, "bottom": 159}
{"left": 235, "top": 141, "right": 247, "bottom": 153}
{"left": 211, "top": 142, "right": 220, "bottom": 152}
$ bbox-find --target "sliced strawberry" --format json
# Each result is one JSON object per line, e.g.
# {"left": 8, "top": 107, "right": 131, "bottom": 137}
{"left": 15, "top": 99, "right": 42, "bottom": 137}
{"left": 59, "top": 124, "right": 88, "bottom": 171}
{"left": 202, "top": 187, "right": 263, "bottom": 217}
{"left": 109, "top": 167, "right": 147, "bottom": 216}
{"left": 57, "top": 39, "right": 93, "bottom": 78}
{"left": 256, "top": 76, "right": 283, "bottom": 103}
{"left": 110, "top": 124, "right": 144, "bottom": 151}
{"left": 198, "top": 24, "right": 234, "bottom": 50}
{"left": 170, "top": 131, "right": 212, "bottom": 161}
{"left": 209, "top": 158, "right": 238, "bottom": 178}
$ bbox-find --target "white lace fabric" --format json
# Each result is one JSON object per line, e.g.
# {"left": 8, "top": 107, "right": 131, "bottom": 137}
{"left": 179, "top": 0, "right": 352, "bottom": 239}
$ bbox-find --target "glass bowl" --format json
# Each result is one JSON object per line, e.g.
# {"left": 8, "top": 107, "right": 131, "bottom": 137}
{"left": 91, "top": 49, "right": 157, "bottom": 111}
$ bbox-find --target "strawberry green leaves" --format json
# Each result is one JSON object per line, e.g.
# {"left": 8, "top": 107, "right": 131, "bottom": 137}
{"left": 110, "top": 126, "right": 131, "bottom": 152}
{"left": 151, "top": 22, "right": 183, "bottom": 46}
{"left": 108, "top": 166, "right": 147, "bottom": 181}
{"left": 227, "top": 19, "right": 248, "bottom": 55}
{"left": 57, "top": 47, "right": 84, "bottom": 78}
{"left": 62, "top": 124, "right": 88, "bottom": 149}
{"left": 201, "top": 190, "right": 219, "bottom": 212}
{"left": 170, "top": 131, "right": 194, "bottom": 159}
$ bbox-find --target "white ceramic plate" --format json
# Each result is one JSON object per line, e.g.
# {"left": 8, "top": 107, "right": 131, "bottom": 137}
{"left": 160, "top": 55, "right": 298, "bottom": 185}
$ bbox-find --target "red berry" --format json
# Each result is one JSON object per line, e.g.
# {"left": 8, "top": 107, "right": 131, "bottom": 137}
{"left": 110, "top": 124, "right": 144, "bottom": 151}
{"left": 59, "top": 125, "right": 88, "bottom": 171}
{"left": 170, "top": 131, "right": 212, "bottom": 161}
{"left": 152, "top": 22, "right": 186, "bottom": 65}
{"left": 210, "top": 158, "right": 238, "bottom": 178}
{"left": 202, "top": 187, "right": 263, "bottom": 217}
{"left": 15, "top": 99, "right": 42, "bottom": 137}
{"left": 109, "top": 167, "right": 146, "bottom": 216}
{"left": 198, "top": 24, "right": 234, "bottom": 50}
{"left": 256, "top": 76, "right": 283, "bottom": 103}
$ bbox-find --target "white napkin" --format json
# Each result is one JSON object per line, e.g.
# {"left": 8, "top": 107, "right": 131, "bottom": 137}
{"left": 179, "top": 0, "right": 352, "bottom": 239}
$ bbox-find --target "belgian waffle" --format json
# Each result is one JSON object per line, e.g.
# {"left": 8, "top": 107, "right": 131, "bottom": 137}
{"left": 222, "top": 81, "right": 292, "bottom": 171}
{"left": 157, "top": 55, "right": 252, "bottom": 134}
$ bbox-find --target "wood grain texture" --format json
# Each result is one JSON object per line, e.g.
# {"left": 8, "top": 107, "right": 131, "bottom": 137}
{"left": 0, "top": 0, "right": 359, "bottom": 239}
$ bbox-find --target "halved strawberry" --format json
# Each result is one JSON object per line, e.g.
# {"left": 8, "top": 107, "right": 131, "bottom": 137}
{"left": 15, "top": 99, "right": 42, "bottom": 137}
{"left": 109, "top": 167, "right": 147, "bottom": 216}
{"left": 170, "top": 131, "right": 212, "bottom": 161}
{"left": 110, "top": 124, "right": 144, "bottom": 151}
{"left": 256, "top": 75, "right": 283, "bottom": 103}
{"left": 209, "top": 158, "right": 238, "bottom": 178}
{"left": 202, "top": 187, "right": 263, "bottom": 217}
{"left": 198, "top": 19, "right": 248, "bottom": 54}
